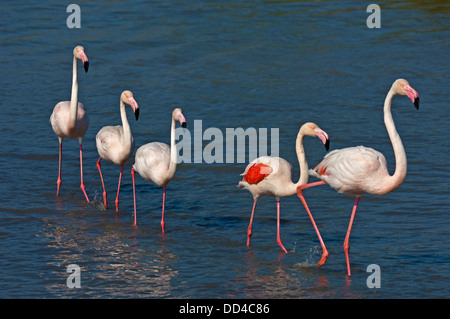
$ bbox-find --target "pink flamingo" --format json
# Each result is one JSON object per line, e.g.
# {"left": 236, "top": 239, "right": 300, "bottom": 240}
{"left": 96, "top": 90, "right": 140, "bottom": 211}
{"left": 297, "top": 78, "right": 419, "bottom": 276}
{"left": 131, "top": 108, "right": 187, "bottom": 231}
{"left": 50, "top": 45, "right": 90, "bottom": 201}
{"left": 238, "top": 122, "right": 330, "bottom": 256}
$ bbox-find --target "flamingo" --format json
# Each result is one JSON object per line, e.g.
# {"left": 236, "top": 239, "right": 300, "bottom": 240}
{"left": 131, "top": 108, "right": 187, "bottom": 231}
{"left": 297, "top": 78, "right": 419, "bottom": 276}
{"left": 96, "top": 90, "right": 140, "bottom": 211}
{"left": 238, "top": 122, "right": 330, "bottom": 256}
{"left": 50, "top": 45, "right": 90, "bottom": 201}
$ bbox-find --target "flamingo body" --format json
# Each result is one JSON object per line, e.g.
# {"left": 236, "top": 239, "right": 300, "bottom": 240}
{"left": 96, "top": 125, "right": 135, "bottom": 165}
{"left": 50, "top": 102, "right": 88, "bottom": 140}
{"left": 239, "top": 157, "right": 296, "bottom": 200}
{"left": 297, "top": 78, "right": 419, "bottom": 276}
{"left": 95, "top": 90, "right": 139, "bottom": 211}
{"left": 238, "top": 123, "right": 330, "bottom": 255}
{"left": 311, "top": 145, "right": 391, "bottom": 196}
{"left": 131, "top": 108, "right": 187, "bottom": 231}
{"left": 133, "top": 142, "right": 172, "bottom": 187}
{"left": 50, "top": 45, "right": 90, "bottom": 201}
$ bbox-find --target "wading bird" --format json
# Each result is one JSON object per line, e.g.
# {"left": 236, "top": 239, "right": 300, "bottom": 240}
{"left": 297, "top": 78, "right": 419, "bottom": 276}
{"left": 50, "top": 45, "right": 90, "bottom": 201}
{"left": 132, "top": 108, "right": 187, "bottom": 231}
{"left": 96, "top": 90, "right": 140, "bottom": 211}
{"left": 238, "top": 122, "right": 330, "bottom": 256}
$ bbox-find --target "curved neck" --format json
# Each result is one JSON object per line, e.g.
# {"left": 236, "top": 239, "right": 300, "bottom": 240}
{"left": 166, "top": 117, "right": 178, "bottom": 180}
{"left": 382, "top": 88, "right": 407, "bottom": 193}
{"left": 295, "top": 131, "right": 309, "bottom": 186}
{"left": 68, "top": 56, "right": 78, "bottom": 130}
{"left": 283, "top": 130, "right": 308, "bottom": 197}
{"left": 120, "top": 99, "right": 133, "bottom": 146}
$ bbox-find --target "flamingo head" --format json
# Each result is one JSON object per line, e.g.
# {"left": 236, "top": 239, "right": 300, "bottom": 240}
{"left": 301, "top": 122, "right": 330, "bottom": 151}
{"left": 73, "top": 45, "right": 89, "bottom": 73}
{"left": 121, "top": 90, "right": 140, "bottom": 120}
{"left": 393, "top": 79, "right": 419, "bottom": 110}
{"left": 173, "top": 108, "right": 187, "bottom": 129}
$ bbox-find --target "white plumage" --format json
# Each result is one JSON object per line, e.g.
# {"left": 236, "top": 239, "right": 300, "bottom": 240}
{"left": 133, "top": 142, "right": 172, "bottom": 187}
{"left": 95, "top": 90, "right": 140, "bottom": 211}
{"left": 131, "top": 108, "right": 187, "bottom": 231}
{"left": 238, "top": 122, "right": 330, "bottom": 254}
{"left": 309, "top": 145, "right": 389, "bottom": 196}
{"left": 297, "top": 78, "right": 419, "bottom": 276}
{"left": 50, "top": 45, "right": 90, "bottom": 202}
{"left": 96, "top": 125, "right": 135, "bottom": 166}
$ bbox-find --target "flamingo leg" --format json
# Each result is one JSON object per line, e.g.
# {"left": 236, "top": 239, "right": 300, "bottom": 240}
{"left": 297, "top": 188, "right": 329, "bottom": 267}
{"left": 161, "top": 186, "right": 166, "bottom": 233}
{"left": 298, "top": 180, "right": 327, "bottom": 191}
{"left": 56, "top": 141, "right": 63, "bottom": 195}
{"left": 79, "top": 143, "right": 89, "bottom": 202}
{"left": 247, "top": 200, "right": 257, "bottom": 247}
{"left": 96, "top": 157, "right": 108, "bottom": 209}
{"left": 276, "top": 201, "right": 288, "bottom": 253}
{"left": 131, "top": 168, "right": 137, "bottom": 226}
{"left": 115, "top": 164, "right": 123, "bottom": 212}
{"left": 344, "top": 196, "right": 360, "bottom": 276}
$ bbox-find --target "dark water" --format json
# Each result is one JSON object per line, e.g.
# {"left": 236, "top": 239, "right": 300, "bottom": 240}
{"left": 0, "top": 0, "right": 449, "bottom": 299}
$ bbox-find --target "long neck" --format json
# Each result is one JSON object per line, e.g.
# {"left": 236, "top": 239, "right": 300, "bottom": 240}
{"left": 295, "top": 131, "right": 309, "bottom": 186}
{"left": 166, "top": 117, "right": 178, "bottom": 180}
{"left": 120, "top": 100, "right": 133, "bottom": 147}
{"left": 382, "top": 88, "right": 407, "bottom": 193}
{"left": 283, "top": 130, "right": 307, "bottom": 197}
{"left": 68, "top": 56, "right": 78, "bottom": 130}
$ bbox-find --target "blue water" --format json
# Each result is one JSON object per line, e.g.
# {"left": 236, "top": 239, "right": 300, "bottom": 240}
{"left": 0, "top": 0, "right": 449, "bottom": 298}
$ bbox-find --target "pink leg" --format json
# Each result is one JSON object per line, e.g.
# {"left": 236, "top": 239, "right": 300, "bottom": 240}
{"left": 96, "top": 157, "right": 108, "bottom": 209}
{"left": 161, "top": 186, "right": 166, "bottom": 233}
{"left": 344, "top": 196, "right": 360, "bottom": 276}
{"left": 79, "top": 144, "right": 89, "bottom": 202}
{"left": 56, "top": 141, "right": 62, "bottom": 195}
{"left": 247, "top": 200, "right": 257, "bottom": 247}
{"left": 276, "top": 201, "right": 288, "bottom": 253}
{"left": 297, "top": 188, "right": 329, "bottom": 267}
{"left": 298, "top": 180, "right": 327, "bottom": 192}
{"left": 115, "top": 164, "right": 123, "bottom": 212}
{"left": 131, "top": 168, "right": 137, "bottom": 226}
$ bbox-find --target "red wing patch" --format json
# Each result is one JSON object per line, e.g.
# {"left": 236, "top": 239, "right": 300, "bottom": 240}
{"left": 317, "top": 165, "right": 330, "bottom": 176}
{"left": 243, "top": 163, "right": 272, "bottom": 184}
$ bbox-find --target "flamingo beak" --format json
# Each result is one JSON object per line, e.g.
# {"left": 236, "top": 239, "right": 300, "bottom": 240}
{"left": 403, "top": 85, "right": 419, "bottom": 110}
{"left": 314, "top": 128, "right": 330, "bottom": 151}
{"left": 78, "top": 50, "right": 89, "bottom": 73}
{"left": 178, "top": 113, "right": 187, "bottom": 131}
{"left": 127, "top": 97, "right": 140, "bottom": 120}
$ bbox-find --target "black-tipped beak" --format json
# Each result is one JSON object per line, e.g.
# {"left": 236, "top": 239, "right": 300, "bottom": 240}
{"left": 324, "top": 139, "right": 330, "bottom": 151}
{"left": 414, "top": 96, "right": 419, "bottom": 110}
{"left": 134, "top": 108, "right": 139, "bottom": 121}
{"left": 181, "top": 122, "right": 187, "bottom": 128}
{"left": 83, "top": 61, "right": 89, "bottom": 73}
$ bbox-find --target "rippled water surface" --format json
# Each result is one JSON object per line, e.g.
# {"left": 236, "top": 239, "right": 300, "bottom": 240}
{"left": 0, "top": 0, "right": 449, "bottom": 298}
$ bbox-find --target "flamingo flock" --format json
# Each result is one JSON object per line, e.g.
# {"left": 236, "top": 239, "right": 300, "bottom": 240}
{"left": 50, "top": 45, "right": 419, "bottom": 276}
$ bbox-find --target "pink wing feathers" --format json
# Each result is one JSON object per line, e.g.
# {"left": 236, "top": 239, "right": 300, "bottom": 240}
{"left": 242, "top": 163, "right": 273, "bottom": 185}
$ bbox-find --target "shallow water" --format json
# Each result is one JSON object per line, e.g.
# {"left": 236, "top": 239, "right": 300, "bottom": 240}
{"left": 0, "top": 0, "right": 449, "bottom": 298}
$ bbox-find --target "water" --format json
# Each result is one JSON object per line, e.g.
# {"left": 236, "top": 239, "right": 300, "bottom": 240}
{"left": 0, "top": 0, "right": 449, "bottom": 299}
